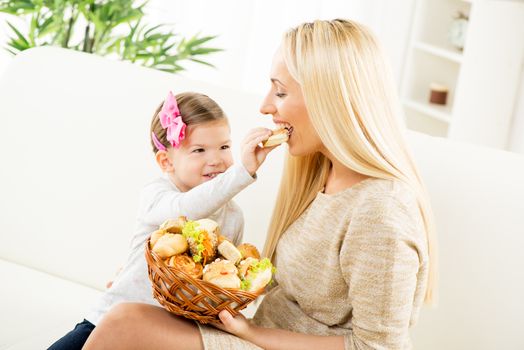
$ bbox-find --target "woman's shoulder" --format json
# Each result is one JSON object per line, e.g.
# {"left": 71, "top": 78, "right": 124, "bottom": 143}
{"left": 345, "top": 178, "right": 426, "bottom": 245}
{"left": 344, "top": 177, "right": 421, "bottom": 224}
{"left": 350, "top": 177, "right": 418, "bottom": 205}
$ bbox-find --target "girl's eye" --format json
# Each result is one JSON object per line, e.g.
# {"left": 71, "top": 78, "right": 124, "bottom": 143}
{"left": 221, "top": 145, "right": 230, "bottom": 150}
{"left": 275, "top": 92, "right": 286, "bottom": 98}
{"left": 192, "top": 148, "right": 205, "bottom": 153}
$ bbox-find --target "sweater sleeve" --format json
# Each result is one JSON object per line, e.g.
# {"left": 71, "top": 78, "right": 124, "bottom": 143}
{"left": 339, "top": 190, "right": 427, "bottom": 350}
{"left": 142, "top": 163, "right": 255, "bottom": 225}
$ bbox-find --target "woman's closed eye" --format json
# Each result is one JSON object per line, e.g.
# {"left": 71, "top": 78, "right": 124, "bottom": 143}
{"left": 275, "top": 92, "right": 287, "bottom": 98}
{"left": 192, "top": 148, "right": 205, "bottom": 153}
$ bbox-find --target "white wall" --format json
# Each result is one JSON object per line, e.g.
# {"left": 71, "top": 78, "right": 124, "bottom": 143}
{"left": 508, "top": 65, "right": 524, "bottom": 153}
{"left": 0, "top": 13, "right": 10, "bottom": 76}
{"left": 145, "top": 0, "right": 415, "bottom": 95}
{"left": 1, "top": 1, "right": 523, "bottom": 154}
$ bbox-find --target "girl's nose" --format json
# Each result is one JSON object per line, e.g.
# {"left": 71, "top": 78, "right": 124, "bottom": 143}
{"left": 207, "top": 153, "right": 223, "bottom": 166}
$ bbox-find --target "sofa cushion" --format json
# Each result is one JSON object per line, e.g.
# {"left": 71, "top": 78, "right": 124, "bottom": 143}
{"left": 0, "top": 259, "right": 101, "bottom": 349}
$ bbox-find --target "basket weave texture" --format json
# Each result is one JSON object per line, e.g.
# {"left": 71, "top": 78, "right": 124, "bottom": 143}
{"left": 145, "top": 239, "right": 262, "bottom": 324}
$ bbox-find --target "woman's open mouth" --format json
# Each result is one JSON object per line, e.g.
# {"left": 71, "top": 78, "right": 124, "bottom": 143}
{"left": 276, "top": 123, "right": 294, "bottom": 137}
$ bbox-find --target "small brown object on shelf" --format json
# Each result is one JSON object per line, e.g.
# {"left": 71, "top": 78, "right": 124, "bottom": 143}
{"left": 429, "top": 83, "right": 449, "bottom": 105}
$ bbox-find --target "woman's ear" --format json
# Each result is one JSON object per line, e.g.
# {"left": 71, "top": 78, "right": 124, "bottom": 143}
{"left": 155, "top": 150, "right": 174, "bottom": 173}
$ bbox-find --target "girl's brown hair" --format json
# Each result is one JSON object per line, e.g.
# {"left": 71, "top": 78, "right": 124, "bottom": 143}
{"left": 150, "top": 92, "right": 227, "bottom": 152}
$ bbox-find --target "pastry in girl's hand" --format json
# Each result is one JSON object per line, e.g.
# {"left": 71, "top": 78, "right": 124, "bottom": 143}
{"left": 238, "top": 257, "right": 274, "bottom": 292}
{"left": 160, "top": 216, "right": 187, "bottom": 234}
{"left": 262, "top": 127, "right": 291, "bottom": 148}
{"left": 237, "top": 243, "right": 261, "bottom": 260}
{"left": 182, "top": 219, "right": 219, "bottom": 264}
{"left": 167, "top": 254, "right": 203, "bottom": 279}
{"left": 203, "top": 259, "right": 241, "bottom": 289}
{"left": 218, "top": 240, "right": 242, "bottom": 264}
{"left": 152, "top": 233, "right": 188, "bottom": 259}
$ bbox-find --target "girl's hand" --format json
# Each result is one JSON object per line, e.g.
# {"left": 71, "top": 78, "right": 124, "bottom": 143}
{"left": 214, "top": 310, "right": 254, "bottom": 339}
{"left": 241, "top": 128, "right": 279, "bottom": 176}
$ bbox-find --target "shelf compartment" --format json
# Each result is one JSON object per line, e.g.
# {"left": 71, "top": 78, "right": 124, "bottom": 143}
{"left": 403, "top": 99, "right": 452, "bottom": 124}
{"left": 404, "top": 108, "right": 449, "bottom": 138}
{"left": 403, "top": 49, "right": 460, "bottom": 112}
{"left": 413, "top": 0, "right": 471, "bottom": 52}
{"left": 413, "top": 41, "right": 463, "bottom": 63}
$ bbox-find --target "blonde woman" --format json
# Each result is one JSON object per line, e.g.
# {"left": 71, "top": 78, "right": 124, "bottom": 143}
{"left": 83, "top": 19, "right": 437, "bottom": 350}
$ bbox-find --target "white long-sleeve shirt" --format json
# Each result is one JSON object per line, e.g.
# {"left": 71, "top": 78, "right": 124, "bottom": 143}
{"left": 86, "top": 163, "right": 256, "bottom": 325}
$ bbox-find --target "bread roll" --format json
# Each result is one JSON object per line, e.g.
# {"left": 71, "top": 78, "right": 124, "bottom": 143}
{"left": 167, "top": 254, "right": 203, "bottom": 279}
{"left": 160, "top": 216, "right": 187, "bottom": 233}
{"left": 195, "top": 218, "right": 220, "bottom": 236}
{"left": 218, "top": 241, "right": 242, "bottom": 264}
{"left": 217, "top": 234, "right": 229, "bottom": 245}
{"left": 238, "top": 257, "right": 259, "bottom": 278}
{"left": 185, "top": 219, "right": 219, "bottom": 264}
{"left": 247, "top": 267, "right": 272, "bottom": 292}
{"left": 203, "top": 259, "right": 241, "bottom": 289}
{"left": 237, "top": 243, "right": 261, "bottom": 260}
{"left": 152, "top": 233, "right": 188, "bottom": 258}
{"left": 238, "top": 257, "right": 274, "bottom": 292}
{"left": 149, "top": 229, "right": 165, "bottom": 249}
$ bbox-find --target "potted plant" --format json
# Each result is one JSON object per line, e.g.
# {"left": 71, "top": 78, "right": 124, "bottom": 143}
{"left": 0, "top": 0, "right": 222, "bottom": 73}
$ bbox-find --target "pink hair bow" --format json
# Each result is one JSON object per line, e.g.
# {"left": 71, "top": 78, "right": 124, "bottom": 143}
{"left": 158, "top": 91, "right": 186, "bottom": 148}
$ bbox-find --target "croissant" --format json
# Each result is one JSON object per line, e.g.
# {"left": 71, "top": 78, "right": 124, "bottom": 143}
{"left": 167, "top": 254, "right": 203, "bottom": 279}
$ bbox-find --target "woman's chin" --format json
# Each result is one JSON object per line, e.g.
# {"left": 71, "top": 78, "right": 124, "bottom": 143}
{"left": 287, "top": 143, "right": 316, "bottom": 157}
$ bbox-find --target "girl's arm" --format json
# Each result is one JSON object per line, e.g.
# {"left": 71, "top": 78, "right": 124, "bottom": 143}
{"left": 143, "top": 128, "right": 274, "bottom": 224}
{"left": 143, "top": 162, "right": 255, "bottom": 224}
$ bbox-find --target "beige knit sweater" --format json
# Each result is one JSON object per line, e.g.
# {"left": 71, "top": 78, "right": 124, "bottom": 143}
{"left": 199, "top": 178, "right": 429, "bottom": 350}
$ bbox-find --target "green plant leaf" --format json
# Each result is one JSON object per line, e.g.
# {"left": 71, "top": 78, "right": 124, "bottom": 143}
{"left": 0, "top": 0, "right": 38, "bottom": 15}
{"left": 1, "top": 0, "right": 223, "bottom": 73}
{"left": 6, "top": 21, "right": 30, "bottom": 46}
{"left": 189, "top": 58, "right": 216, "bottom": 68}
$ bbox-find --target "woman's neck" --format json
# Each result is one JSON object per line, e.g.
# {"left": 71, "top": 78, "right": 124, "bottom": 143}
{"left": 322, "top": 151, "right": 370, "bottom": 195}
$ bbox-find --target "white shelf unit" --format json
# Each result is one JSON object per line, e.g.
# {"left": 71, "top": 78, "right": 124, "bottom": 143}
{"left": 400, "top": 0, "right": 524, "bottom": 149}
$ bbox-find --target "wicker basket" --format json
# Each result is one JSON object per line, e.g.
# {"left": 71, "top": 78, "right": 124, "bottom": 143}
{"left": 145, "top": 239, "right": 262, "bottom": 324}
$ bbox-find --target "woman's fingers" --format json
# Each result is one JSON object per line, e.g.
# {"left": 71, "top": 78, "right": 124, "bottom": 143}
{"left": 215, "top": 310, "right": 251, "bottom": 338}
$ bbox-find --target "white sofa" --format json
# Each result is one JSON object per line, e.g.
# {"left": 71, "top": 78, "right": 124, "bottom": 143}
{"left": 1, "top": 47, "right": 523, "bottom": 350}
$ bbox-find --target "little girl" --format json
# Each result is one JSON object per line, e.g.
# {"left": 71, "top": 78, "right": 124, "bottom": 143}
{"left": 48, "top": 91, "right": 277, "bottom": 349}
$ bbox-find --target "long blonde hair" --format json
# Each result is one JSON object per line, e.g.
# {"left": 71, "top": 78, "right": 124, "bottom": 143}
{"left": 262, "top": 19, "right": 438, "bottom": 304}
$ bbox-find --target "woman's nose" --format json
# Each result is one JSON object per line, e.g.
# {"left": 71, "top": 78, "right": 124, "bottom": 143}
{"left": 260, "top": 94, "right": 276, "bottom": 115}
{"left": 259, "top": 103, "right": 275, "bottom": 116}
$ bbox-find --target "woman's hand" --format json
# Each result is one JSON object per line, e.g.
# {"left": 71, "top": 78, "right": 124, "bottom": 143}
{"left": 241, "top": 128, "right": 279, "bottom": 176}
{"left": 214, "top": 310, "right": 254, "bottom": 339}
